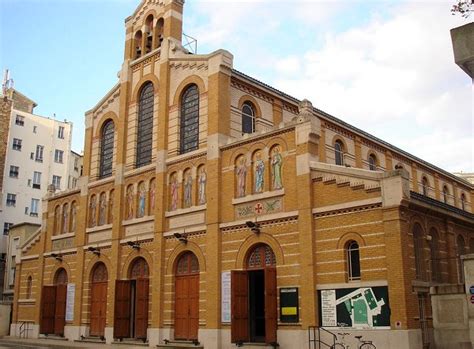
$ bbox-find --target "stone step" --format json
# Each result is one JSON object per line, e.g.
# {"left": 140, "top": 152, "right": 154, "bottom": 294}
{"left": 74, "top": 336, "right": 106, "bottom": 344}
{"left": 157, "top": 339, "right": 203, "bottom": 349}
{"left": 39, "top": 335, "right": 68, "bottom": 341}
{"left": 113, "top": 339, "right": 149, "bottom": 347}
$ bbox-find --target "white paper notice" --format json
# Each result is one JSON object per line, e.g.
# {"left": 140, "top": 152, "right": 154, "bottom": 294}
{"left": 65, "top": 283, "right": 75, "bottom": 322}
{"left": 321, "top": 289, "right": 336, "bottom": 327}
{"left": 221, "top": 271, "right": 231, "bottom": 323}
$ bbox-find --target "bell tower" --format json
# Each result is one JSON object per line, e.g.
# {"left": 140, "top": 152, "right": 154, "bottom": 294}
{"left": 123, "top": 0, "right": 184, "bottom": 61}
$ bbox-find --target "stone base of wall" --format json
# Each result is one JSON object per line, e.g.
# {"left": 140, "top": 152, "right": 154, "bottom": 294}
{"left": 10, "top": 323, "right": 39, "bottom": 339}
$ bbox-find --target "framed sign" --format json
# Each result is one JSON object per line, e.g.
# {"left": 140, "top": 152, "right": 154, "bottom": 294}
{"left": 280, "top": 287, "right": 299, "bottom": 323}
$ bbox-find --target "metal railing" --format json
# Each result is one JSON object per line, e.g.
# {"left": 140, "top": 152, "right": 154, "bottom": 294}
{"left": 308, "top": 326, "right": 337, "bottom": 349}
{"left": 19, "top": 321, "right": 33, "bottom": 338}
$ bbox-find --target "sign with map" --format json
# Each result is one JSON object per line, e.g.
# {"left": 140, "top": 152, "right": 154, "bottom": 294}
{"left": 318, "top": 286, "right": 390, "bottom": 328}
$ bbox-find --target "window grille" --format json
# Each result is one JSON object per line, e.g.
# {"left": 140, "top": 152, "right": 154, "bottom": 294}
{"left": 180, "top": 85, "right": 200, "bottom": 154}
{"left": 136, "top": 83, "right": 154, "bottom": 168}
{"left": 99, "top": 120, "right": 115, "bottom": 178}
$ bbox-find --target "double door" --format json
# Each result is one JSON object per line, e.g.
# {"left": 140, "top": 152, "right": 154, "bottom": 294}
{"left": 90, "top": 281, "right": 107, "bottom": 336}
{"left": 175, "top": 274, "right": 199, "bottom": 340}
{"left": 40, "top": 285, "right": 67, "bottom": 336}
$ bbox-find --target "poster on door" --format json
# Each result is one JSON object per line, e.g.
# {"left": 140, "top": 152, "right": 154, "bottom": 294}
{"left": 221, "top": 271, "right": 231, "bottom": 323}
{"left": 318, "top": 286, "right": 390, "bottom": 329}
{"left": 65, "top": 283, "right": 75, "bottom": 322}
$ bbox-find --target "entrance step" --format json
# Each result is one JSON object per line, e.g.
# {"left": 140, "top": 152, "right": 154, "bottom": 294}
{"left": 39, "top": 334, "right": 68, "bottom": 341}
{"left": 75, "top": 336, "right": 106, "bottom": 344}
{"left": 157, "top": 339, "right": 203, "bottom": 349}
{"left": 113, "top": 338, "right": 149, "bottom": 347}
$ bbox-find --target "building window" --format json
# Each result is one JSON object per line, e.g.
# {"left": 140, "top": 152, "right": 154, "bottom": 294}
{"left": 346, "top": 241, "right": 361, "bottom": 281}
{"left": 413, "top": 224, "right": 426, "bottom": 281}
{"left": 242, "top": 101, "right": 256, "bottom": 134}
{"left": 180, "top": 84, "right": 200, "bottom": 154}
{"left": 26, "top": 276, "right": 32, "bottom": 299}
{"left": 58, "top": 126, "right": 65, "bottom": 139}
{"left": 3, "top": 223, "right": 13, "bottom": 235}
{"left": 334, "top": 140, "right": 344, "bottom": 166}
{"left": 6, "top": 193, "right": 16, "bottom": 207}
{"left": 368, "top": 154, "right": 377, "bottom": 171}
{"left": 33, "top": 171, "right": 41, "bottom": 189}
{"left": 99, "top": 120, "right": 115, "bottom": 178}
{"left": 24, "top": 207, "right": 29, "bottom": 215}
{"left": 136, "top": 83, "right": 154, "bottom": 168}
{"left": 54, "top": 150, "right": 64, "bottom": 163}
{"left": 12, "top": 138, "right": 22, "bottom": 151}
{"left": 35, "top": 145, "right": 44, "bottom": 162}
{"left": 33, "top": 126, "right": 37, "bottom": 133}
{"left": 430, "top": 230, "right": 441, "bottom": 283}
{"left": 461, "top": 193, "right": 466, "bottom": 211}
{"left": 30, "top": 198, "right": 39, "bottom": 217}
{"left": 9, "top": 166, "right": 19, "bottom": 178}
{"left": 15, "top": 115, "right": 24, "bottom": 126}
{"left": 74, "top": 158, "right": 79, "bottom": 172}
{"left": 421, "top": 176, "right": 429, "bottom": 196}
{"left": 442, "top": 186, "right": 449, "bottom": 204}
{"left": 52, "top": 175, "right": 61, "bottom": 190}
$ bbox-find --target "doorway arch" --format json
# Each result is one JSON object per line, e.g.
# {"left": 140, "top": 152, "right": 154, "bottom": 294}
{"left": 231, "top": 244, "right": 277, "bottom": 344}
{"left": 174, "top": 252, "right": 200, "bottom": 340}
{"left": 90, "top": 262, "right": 108, "bottom": 337}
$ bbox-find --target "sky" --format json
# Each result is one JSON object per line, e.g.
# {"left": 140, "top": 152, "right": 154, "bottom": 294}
{"left": 1, "top": 0, "right": 472, "bottom": 172}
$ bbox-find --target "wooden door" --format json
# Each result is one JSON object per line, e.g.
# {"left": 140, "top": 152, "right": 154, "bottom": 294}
{"left": 114, "top": 280, "right": 131, "bottom": 339}
{"left": 54, "top": 284, "right": 67, "bottom": 336}
{"left": 135, "top": 278, "right": 149, "bottom": 340}
{"left": 174, "top": 275, "right": 200, "bottom": 340}
{"left": 40, "top": 286, "right": 56, "bottom": 334}
{"left": 90, "top": 282, "right": 107, "bottom": 336}
{"left": 231, "top": 270, "right": 249, "bottom": 343}
{"left": 188, "top": 275, "right": 199, "bottom": 340}
{"left": 264, "top": 267, "right": 277, "bottom": 344}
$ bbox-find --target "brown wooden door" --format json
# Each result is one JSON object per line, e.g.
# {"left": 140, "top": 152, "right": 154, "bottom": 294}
{"left": 40, "top": 286, "right": 56, "bottom": 335}
{"left": 54, "top": 284, "right": 67, "bottom": 336}
{"left": 90, "top": 282, "right": 107, "bottom": 336}
{"left": 188, "top": 275, "right": 199, "bottom": 340}
{"left": 175, "top": 275, "right": 199, "bottom": 340}
{"left": 114, "top": 280, "right": 131, "bottom": 339}
{"left": 264, "top": 267, "right": 277, "bottom": 344}
{"left": 135, "top": 278, "right": 149, "bottom": 340}
{"left": 231, "top": 270, "right": 249, "bottom": 343}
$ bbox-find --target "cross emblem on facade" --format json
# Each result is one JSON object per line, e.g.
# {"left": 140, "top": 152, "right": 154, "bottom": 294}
{"left": 254, "top": 202, "right": 264, "bottom": 215}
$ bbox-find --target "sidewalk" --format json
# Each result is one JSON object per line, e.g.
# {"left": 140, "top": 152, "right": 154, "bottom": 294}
{"left": 0, "top": 337, "right": 150, "bottom": 348}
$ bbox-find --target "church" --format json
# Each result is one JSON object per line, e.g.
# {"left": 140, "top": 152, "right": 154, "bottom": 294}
{"left": 11, "top": 1, "right": 473, "bottom": 348}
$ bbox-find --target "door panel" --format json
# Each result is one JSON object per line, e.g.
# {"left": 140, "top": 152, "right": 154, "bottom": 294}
{"left": 40, "top": 286, "right": 56, "bottom": 335}
{"left": 231, "top": 270, "right": 249, "bottom": 343}
{"left": 135, "top": 278, "right": 149, "bottom": 340}
{"left": 114, "top": 280, "right": 131, "bottom": 339}
{"left": 90, "top": 282, "right": 107, "bottom": 336}
{"left": 174, "top": 276, "right": 189, "bottom": 339}
{"left": 54, "top": 284, "right": 67, "bottom": 336}
{"left": 188, "top": 275, "right": 199, "bottom": 340}
{"left": 264, "top": 267, "right": 277, "bottom": 344}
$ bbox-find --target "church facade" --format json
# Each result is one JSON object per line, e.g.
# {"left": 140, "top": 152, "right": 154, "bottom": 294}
{"left": 11, "top": 1, "right": 474, "bottom": 348}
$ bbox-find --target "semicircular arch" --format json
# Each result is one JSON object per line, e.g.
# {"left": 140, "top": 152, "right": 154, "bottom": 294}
{"left": 235, "top": 232, "right": 284, "bottom": 270}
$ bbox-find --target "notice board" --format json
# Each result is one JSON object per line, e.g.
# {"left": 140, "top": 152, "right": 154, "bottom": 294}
{"left": 279, "top": 287, "right": 299, "bottom": 323}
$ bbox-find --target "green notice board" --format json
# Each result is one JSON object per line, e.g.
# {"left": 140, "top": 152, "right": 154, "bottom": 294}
{"left": 280, "top": 287, "right": 299, "bottom": 323}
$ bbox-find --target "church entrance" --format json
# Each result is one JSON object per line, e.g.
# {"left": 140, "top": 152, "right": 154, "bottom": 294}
{"left": 40, "top": 268, "right": 68, "bottom": 336}
{"left": 231, "top": 244, "right": 277, "bottom": 344}
{"left": 113, "top": 257, "right": 149, "bottom": 341}
{"left": 89, "top": 263, "right": 108, "bottom": 337}
{"left": 174, "top": 252, "right": 200, "bottom": 340}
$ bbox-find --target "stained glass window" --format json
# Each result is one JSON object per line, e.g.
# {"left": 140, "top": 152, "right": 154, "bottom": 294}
{"left": 92, "top": 263, "right": 108, "bottom": 282}
{"left": 176, "top": 252, "right": 200, "bottom": 275}
{"left": 130, "top": 258, "right": 149, "bottom": 279}
{"left": 54, "top": 268, "right": 68, "bottom": 285}
{"left": 180, "top": 85, "right": 200, "bottom": 154}
{"left": 99, "top": 120, "right": 114, "bottom": 178}
{"left": 247, "top": 245, "right": 276, "bottom": 269}
{"left": 136, "top": 83, "right": 154, "bottom": 168}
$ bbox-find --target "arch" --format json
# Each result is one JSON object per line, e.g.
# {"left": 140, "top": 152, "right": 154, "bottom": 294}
{"left": 144, "top": 14, "right": 154, "bottom": 54}
{"left": 155, "top": 17, "right": 164, "bottom": 49}
{"left": 99, "top": 119, "right": 115, "bottom": 178}
{"left": 179, "top": 84, "right": 200, "bottom": 154}
{"left": 50, "top": 262, "right": 72, "bottom": 284}
{"left": 166, "top": 241, "right": 207, "bottom": 277}
{"left": 128, "top": 257, "right": 150, "bottom": 279}
{"left": 368, "top": 153, "right": 378, "bottom": 171}
{"left": 134, "top": 30, "right": 143, "bottom": 59}
{"left": 172, "top": 75, "right": 206, "bottom": 106}
{"left": 337, "top": 232, "right": 366, "bottom": 249}
{"left": 345, "top": 240, "right": 361, "bottom": 281}
{"left": 334, "top": 139, "right": 345, "bottom": 166}
{"left": 94, "top": 112, "right": 119, "bottom": 138}
{"left": 245, "top": 244, "right": 276, "bottom": 270}
{"left": 54, "top": 268, "right": 68, "bottom": 285}
{"left": 241, "top": 100, "right": 257, "bottom": 134}
{"left": 235, "top": 233, "right": 284, "bottom": 270}
{"left": 84, "top": 254, "right": 113, "bottom": 283}
{"left": 136, "top": 82, "right": 155, "bottom": 168}
{"left": 238, "top": 95, "right": 262, "bottom": 118}
{"left": 175, "top": 251, "right": 200, "bottom": 276}
{"left": 121, "top": 248, "right": 154, "bottom": 279}
{"left": 91, "top": 262, "right": 108, "bottom": 282}
{"left": 131, "top": 76, "right": 160, "bottom": 104}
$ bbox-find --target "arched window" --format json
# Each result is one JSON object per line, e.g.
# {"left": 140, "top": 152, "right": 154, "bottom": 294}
{"left": 335, "top": 140, "right": 344, "bottom": 166}
{"left": 54, "top": 268, "right": 68, "bottom": 285}
{"left": 54, "top": 206, "right": 60, "bottom": 235}
{"left": 180, "top": 85, "right": 200, "bottom": 154}
{"left": 92, "top": 263, "right": 108, "bottom": 283}
{"left": 247, "top": 244, "right": 276, "bottom": 269}
{"left": 136, "top": 83, "right": 154, "bottom": 168}
{"left": 155, "top": 18, "right": 164, "bottom": 49}
{"left": 368, "top": 154, "right": 377, "bottom": 171}
{"left": 242, "top": 101, "right": 256, "bottom": 134}
{"left": 26, "top": 276, "right": 32, "bottom": 299}
{"left": 176, "top": 252, "right": 200, "bottom": 276}
{"left": 430, "top": 230, "right": 441, "bottom": 283}
{"left": 144, "top": 15, "right": 154, "bottom": 54}
{"left": 99, "top": 120, "right": 114, "bottom": 178}
{"left": 134, "top": 31, "right": 143, "bottom": 59}
{"left": 457, "top": 235, "right": 466, "bottom": 283}
{"left": 442, "top": 186, "right": 449, "bottom": 204}
{"left": 129, "top": 257, "right": 149, "bottom": 279}
{"left": 346, "top": 241, "right": 361, "bottom": 281}
{"left": 421, "top": 177, "right": 429, "bottom": 196}
{"left": 413, "top": 224, "right": 426, "bottom": 281}
{"left": 461, "top": 193, "right": 466, "bottom": 211}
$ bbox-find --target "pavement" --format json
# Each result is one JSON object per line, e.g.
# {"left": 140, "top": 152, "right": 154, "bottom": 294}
{"left": 0, "top": 337, "right": 150, "bottom": 349}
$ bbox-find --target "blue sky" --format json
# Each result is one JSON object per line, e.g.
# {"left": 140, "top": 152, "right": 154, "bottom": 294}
{"left": 1, "top": 0, "right": 472, "bottom": 172}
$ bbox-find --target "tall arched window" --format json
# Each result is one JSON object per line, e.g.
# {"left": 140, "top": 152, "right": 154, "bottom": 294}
{"left": 461, "top": 193, "right": 466, "bottom": 211}
{"left": 442, "top": 186, "right": 449, "bottom": 204}
{"left": 430, "top": 230, "right": 441, "bottom": 283}
{"left": 346, "top": 241, "right": 361, "bottom": 281}
{"left": 413, "top": 223, "right": 426, "bottom": 281}
{"left": 99, "top": 120, "right": 114, "bottom": 178}
{"left": 180, "top": 85, "right": 200, "bottom": 154}
{"left": 335, "top": 140, "right": 344, "bottom": 166}
{"left": 242, "top": 101, "right": 256, "bottom": 134}
{"left": 134, "top": 31, "right": 143, "bottom": 59}
{"left": 421, "top": 177, "right": 429, "bottom": 196}
{"left": 155, "top": 18, "right": 164, "bottom": 49}
{"left": 136, "top": 83, "right": 154, "bottom": 168}
{"left": 368, "top": 154, "right": 377, "bottom": 171}
{"left": 144, "top": 15, "right": 154, "bottom": 54}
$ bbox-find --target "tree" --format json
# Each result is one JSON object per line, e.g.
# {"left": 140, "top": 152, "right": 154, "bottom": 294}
{"left": 451, "top": 0, "right": 473, "bottom": 18}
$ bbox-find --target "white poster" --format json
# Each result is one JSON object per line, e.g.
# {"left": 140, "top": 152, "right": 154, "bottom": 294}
{"left": 321, "top": 289, "right": 336, "bottom": 327}
{"left": 221, "top": 271, "right": 231, "bottom": 323}
{"left": 65, "top": 283, "right": 75, "bottom": 322}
